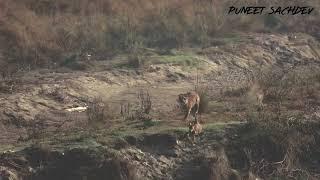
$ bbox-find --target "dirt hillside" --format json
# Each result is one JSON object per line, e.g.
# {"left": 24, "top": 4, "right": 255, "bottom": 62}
{"left": 0, "top": 33, "right": 320, "bottom": 179}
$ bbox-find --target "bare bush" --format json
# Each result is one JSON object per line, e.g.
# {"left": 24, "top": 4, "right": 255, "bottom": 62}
{"left": 127, "top": 53, "right": 147, "bottom": 69}
{"left": 86, "top": 97, "right": 113, "bottom": 128}
{"left": 121, "top": 89, "right": 152, "bottom": 121}
{"left": 138, "top": 89, "right": 152, "bottom": 114}
{"left": 196, "top": 87, "right": 210, "bottom": 114}
{"left": 194, "top": 70, "right": 210, "bottom": 115}
{"left": 120, "top": 102, "right": 133, "bottom": 120}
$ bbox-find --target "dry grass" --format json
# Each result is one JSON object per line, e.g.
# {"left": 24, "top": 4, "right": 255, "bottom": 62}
{"left": 0, "top": 0, "right": 319, "bottom": 69}
{"left": 133, "top": 89, "right": 153, "bottom": 123}
{"left": 196, "top": 86, "right": 210, "bottom": 114}
{"left": 233, "top": 64, "right": 320, "bottom": 179}
{"left": 137, "top": 89, "right": 152, "bottom": 115}
{"left": 240, "top": 114, "right": 319, "bottom": 179}
{"left": 119, "top": 89, "right": 153, "bottom": 123}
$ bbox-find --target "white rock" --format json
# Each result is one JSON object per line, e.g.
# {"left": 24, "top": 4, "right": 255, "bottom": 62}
{"left": 65, "top": 106, "right": 88, "bottom": 112}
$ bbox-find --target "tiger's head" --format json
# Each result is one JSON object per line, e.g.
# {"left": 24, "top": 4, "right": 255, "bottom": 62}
{"left": 178, "top": 94, "right": 188, "bottom": 105}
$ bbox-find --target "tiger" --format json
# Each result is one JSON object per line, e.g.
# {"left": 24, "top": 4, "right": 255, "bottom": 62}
{"left": 177, "top": 91, "right": 200, "bottom": 121}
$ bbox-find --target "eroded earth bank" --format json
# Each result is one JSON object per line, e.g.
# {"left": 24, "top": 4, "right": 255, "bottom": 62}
{"left": 1, "top": 33, "right": 320, "bottom": 179}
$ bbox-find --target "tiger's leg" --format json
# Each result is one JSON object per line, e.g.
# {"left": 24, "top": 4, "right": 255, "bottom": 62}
{"left": 194, "top": 103, "right": 199, "bottom": 121}
{"left": 184, "top": 108, "right": 191, "bottom": 121}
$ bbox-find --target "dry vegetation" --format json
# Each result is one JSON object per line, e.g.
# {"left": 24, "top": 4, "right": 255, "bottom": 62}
{"left": 227, "top": 64, "right": 320, "bottom": 179}
{"left": 86, "top": 97, "right": 108, "bottom": 127}
{"left": 0, "top": 1, "right": 319, "bottom": 179}
{"left": 0, "top": 0, "right": 319, "bottom": 71}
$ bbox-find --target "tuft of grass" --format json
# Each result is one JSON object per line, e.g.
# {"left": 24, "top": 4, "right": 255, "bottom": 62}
{"left": 142, "top": 119, "right": 162, "bottom": 129}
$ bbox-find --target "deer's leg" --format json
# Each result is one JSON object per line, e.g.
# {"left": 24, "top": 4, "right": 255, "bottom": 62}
{"left": 257, "top": 100, "right": 263, "bottom": 111}
{"left": 187, "top": 131, "right": 193, "bottom": 142}
{"left": 260, "top": 102, "right": 264, "bottom": 110}
{"left": 185, "top": 131, "right": 190, "bottom": 140}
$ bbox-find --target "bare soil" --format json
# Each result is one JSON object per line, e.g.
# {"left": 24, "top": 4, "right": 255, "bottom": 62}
{"left": 0, "top": 33, "right": 320, "bottom": 179}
